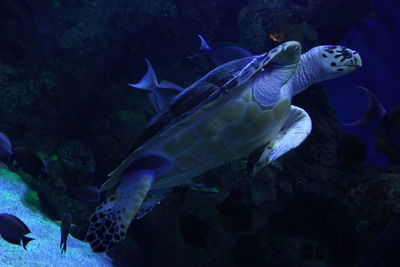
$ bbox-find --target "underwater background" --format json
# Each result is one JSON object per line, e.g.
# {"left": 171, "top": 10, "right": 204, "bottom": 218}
{"left": 0, "top": 0, "right": 399, "bottom": 266}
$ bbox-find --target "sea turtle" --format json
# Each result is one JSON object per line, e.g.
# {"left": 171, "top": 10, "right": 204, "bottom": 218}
{"left": 87, "top": 41, "right": 362, "bottom": 252}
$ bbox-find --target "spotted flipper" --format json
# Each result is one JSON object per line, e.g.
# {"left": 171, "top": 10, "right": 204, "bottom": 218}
{"left": 251, "top": 106, "right": 312, "bottom": 175}
{"left": 87, "top": 152, "right": 175, "bottom": 252}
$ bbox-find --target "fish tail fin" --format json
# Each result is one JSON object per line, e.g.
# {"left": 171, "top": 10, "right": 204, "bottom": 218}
{"left": 128, "top": 58, "right": 159, "bottom": 92}
{"left": 152, "top": 81, "right": 183, "bottom": 111}
{"left": 61, "top": 242, "right": 67, "bottom": 254}
{"left": 129, "top": 59, "right": 182, "bottom": 112}
{"left": 187, "top": 34, "right": 213, "bottom": 60}
{"left": 197, "top": 34, "right": 212, "bottom": 53}
{"left": 343, "top": 86, "right": 387, "bottom": 127}
{"left": 21, "top": 236, "right": 34, "bottom": 250}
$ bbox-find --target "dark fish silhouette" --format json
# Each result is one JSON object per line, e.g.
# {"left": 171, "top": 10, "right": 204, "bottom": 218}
{"left": 12, "top": 146, "right": 48, "bottom": 178}
{"left": 344, "top": 86, "right": 400, "bottom": 164}
{"left": 128, "top": 58, "right": 183, "bottom": 112}
{"left": 0, "top": 132, "right": 13, "bottom": 163}
{"left": 60, "top": 213, "right": 72, "bottom": 254}
{"left": 67, "top": 185, "right": 101, "bottom": 203}
{"left": 188, "top": 34, "right": 252, "bottom": 66}
{"left": 0, "top": 213, "right": 34, "bottom": 250}
{"left": 343, "top": 86, "right": 387, "bottom": 127}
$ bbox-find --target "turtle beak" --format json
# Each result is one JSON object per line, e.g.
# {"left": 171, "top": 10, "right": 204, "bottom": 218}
{"left": 353, "top": 53, "right": 362, "bottom": 67}
{"left": 342, "top": 53, "right": 362, "bottom": 72}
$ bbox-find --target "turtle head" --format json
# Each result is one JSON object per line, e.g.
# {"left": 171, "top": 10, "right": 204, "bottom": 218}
{"left": 289, "top": 45, "right": 362, "bottom": 96}
{"left": 313, "top": 45, "right": 362, "bottom": 80}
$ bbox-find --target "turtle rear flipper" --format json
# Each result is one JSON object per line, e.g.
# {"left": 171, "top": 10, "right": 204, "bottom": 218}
{"left": 87, "top": 152, "right": 175, "bottom": 253}
{"left": 252, "top": 106, "right": 312, "bottom": 175}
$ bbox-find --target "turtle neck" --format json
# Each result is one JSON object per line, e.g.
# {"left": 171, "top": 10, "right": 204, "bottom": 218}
{"left": 289, "top": 49, "right": 322, "bottom": 97}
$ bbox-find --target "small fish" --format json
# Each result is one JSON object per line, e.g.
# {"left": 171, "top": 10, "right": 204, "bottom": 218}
{"left": 188, "top": 34, "right": 252, "bottom": 66}
{"left": 0, "top": 132, "right": 13, "bottom": 163}
{"left": 343, "top": 86, "right": 387, "bottom": 127}
{"left": 60, "top": 213, "right": 72, "bottom": 254}
{"left": 67, "top": 185, "right": 100, "bottom": 203}
{"left": 128, "top": 58, "right": 183, "bottom": 112}
{"left": 12, "top": 146, "right": 48, "bottom": 178}
{"left": 344, "top": 86, "right": 400, "bottom": 164}
{"left": 0, "top": 213, "right": 34, "bottom": 250}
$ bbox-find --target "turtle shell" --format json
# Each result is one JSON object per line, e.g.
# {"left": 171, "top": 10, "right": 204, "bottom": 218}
{"left": 133, "top": 41, "right": 301, "bottom": 152}
{"left": 103, "top": 41, "right": 302, "bottom": 190}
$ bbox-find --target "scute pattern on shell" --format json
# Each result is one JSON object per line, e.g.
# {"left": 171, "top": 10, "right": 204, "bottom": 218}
{"left": 129, "top": 49, "right": 279, "bottom": 154}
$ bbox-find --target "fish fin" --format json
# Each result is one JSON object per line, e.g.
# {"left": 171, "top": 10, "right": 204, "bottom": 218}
{"left": 128, "top": 58, "right": 158, "bottom": 91}
{"left": 187, "top": 34, "right": 213, "bottom": 60}
{"left": 152, "top": 82, "right": 184, "bottom": 111}
{"left": 209, "top": 44, "right": 252, "bottom": 66}
{"left": 159, "top": 80, "right": 183, "bottom": 92}
{"left": 343, "top": 86, "right": 387, "bottom": 126}
{"left": 0, "top": 132, "right": 13, "bottom": 162}
{"left": 19, "top": 236, "right": 34, "bottom": 250}
{"left": 61, "top": 241, "right": 67, "bottom": 254}
{"left": 197, "top": 34, "right": 212, "bottom": 53}
{"left": 252, "top": 106, "right": 312, "bottom": 175}
{"left": 147, "top": 94, "right": 160, "bottom": 112}
{"left": 128, "top": 59, "right": 182, "bottom": 112}
{"left": 88, "top": 152, "right": 175, "bottom": 253}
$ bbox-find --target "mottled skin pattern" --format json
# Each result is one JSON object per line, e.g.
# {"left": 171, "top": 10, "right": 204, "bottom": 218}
{"left": 87, "top": 41, "right": 362, "bottom": 252}
{"left": 87, "top": 170, "right": 155, "bottom": 252}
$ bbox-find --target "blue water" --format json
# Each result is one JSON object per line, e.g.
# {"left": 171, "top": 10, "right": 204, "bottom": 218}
{"left": 325, "top": 0, "right": 400, "bottom": 166}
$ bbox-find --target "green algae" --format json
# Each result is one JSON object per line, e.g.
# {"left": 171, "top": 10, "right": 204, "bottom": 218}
{"left": 22, "top": 189, "right": 40, "bottom": 212}
{"left": 0, "top": 168, "right": 40, "bottom": 211}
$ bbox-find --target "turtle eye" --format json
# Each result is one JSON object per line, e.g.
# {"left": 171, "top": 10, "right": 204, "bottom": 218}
{"left": 342, "top": 49, "right": 352, "bottom": 59}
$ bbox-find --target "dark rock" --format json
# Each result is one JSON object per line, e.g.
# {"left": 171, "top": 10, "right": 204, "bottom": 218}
{"left": 1, "top": 0, "right": 395, "bottom": 266}
{"left": 57, "top": 140, "right": 96, "bottom": 184}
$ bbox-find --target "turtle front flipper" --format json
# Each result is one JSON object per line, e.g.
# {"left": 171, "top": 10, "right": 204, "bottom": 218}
{"left": 87, "top": 152, "right": 175, "bottom": 252}
{"left": 252, "top": 106, "right": 312, "bottom": 175}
